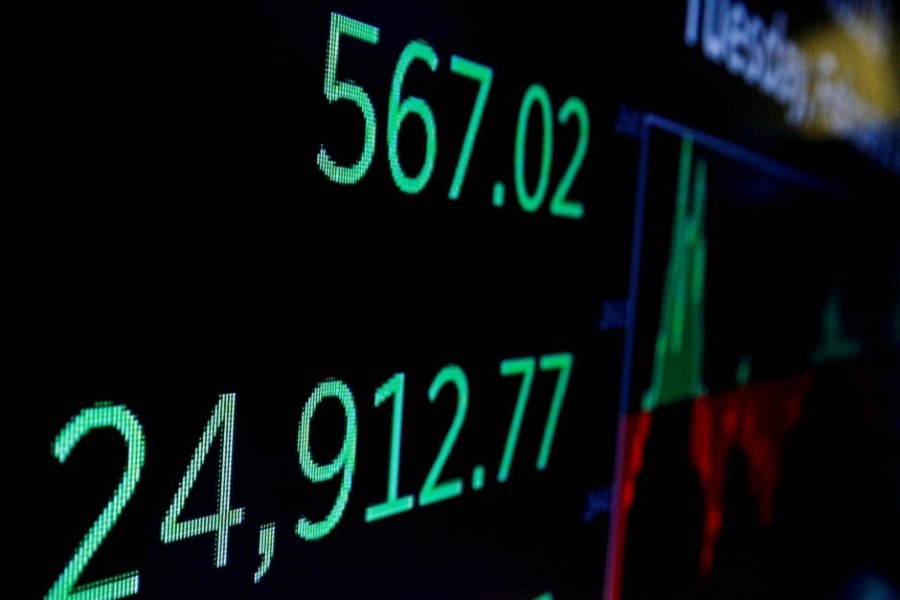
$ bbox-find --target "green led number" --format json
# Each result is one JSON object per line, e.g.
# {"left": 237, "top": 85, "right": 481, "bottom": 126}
{"left": 514, "top": 84, "right": 554, "bottom": 212}
{"left": 387, "top": 40, "right": 438, "bottom": 194}
{"left": 365, "top": 373, "right": 414, "bottom": 522}
{"left": 161, "top": 393, "right": 245, "bottom": 568}
{"left": 317, "top": 12, "right": 380, "bottom": 185}
{"left": 514, "top": 85, "right": 590, "bottom": 219}
{"left": 297, "top": 378, "right": 357, "bottom": 540}
{"left": 498, "top": 357, "right": 537, "bottom": 483}
{"left": 536, "top": 352, "right": 574, "bottom": 470}
{"left": 448, "top": 56, "right": 493, "bottom": 200}
{"left": 419, "top": 364, "right": 469, "bottom": 507}
{"left": 549, "top": 98, "right": 589, "bottom": 220}
{"left": 47, "top": 404, "right": 145, "bottom": 600}
{"left": 497, "top": 353, "right": 574, "bottom": 481}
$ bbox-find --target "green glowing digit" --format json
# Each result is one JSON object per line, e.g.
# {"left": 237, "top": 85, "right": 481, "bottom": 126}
{"left": 47, "top": 404, "right": 145, "bottom": 600}
{"left": 448, "top": 56, "right": 493, "bottom": 200}
{"left": 161, "top": 393, "right": 245, "bottom": 568}
{"left": 317, "top": 12, "right": 380, "bottom": 185}
{"left": 549, "top": 98, "right": 589, "bottom": 219}
{"left": 296, "top": 378, "right": 357, "bottom": 540}
{"left": 419, "top": 364, "right": 469, "bottom": 507}
{"left": 536, "top": 352, "right": 573, "bottom": 470}
{"left": 365, "top": 372, "right": 414, "bottom": 522}
{"left": 514, "top": 83, "right": 553, "bottom": 212}
{"left": 498, "top": 357, "right": 536, "bottom": 483}
{"left": 387, "top": 40, "right": 438, "bottom": 194}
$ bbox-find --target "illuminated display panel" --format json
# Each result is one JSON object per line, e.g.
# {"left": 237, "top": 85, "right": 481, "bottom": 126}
{"left": 20, "top": 1, "right": 899, "bottom": 599}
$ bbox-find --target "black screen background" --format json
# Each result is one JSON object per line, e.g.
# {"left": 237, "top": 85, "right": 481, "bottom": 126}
{"left": 13, "top": 0, "right": 900, "bottom": 598}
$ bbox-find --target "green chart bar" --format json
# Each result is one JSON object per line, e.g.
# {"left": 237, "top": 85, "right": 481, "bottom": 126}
{"left": 642, "top": 136, "right": 708, "bottom": 412}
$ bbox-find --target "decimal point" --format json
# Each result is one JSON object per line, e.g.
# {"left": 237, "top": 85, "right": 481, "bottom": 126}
{"left": 472, "top": 465, "right": 486, "bottom": 490}
{"left": 493, "top": 182, "right": 505, "bottom": 207}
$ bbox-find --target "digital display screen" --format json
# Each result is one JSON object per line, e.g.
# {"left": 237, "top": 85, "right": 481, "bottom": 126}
{"left": 22, "top": 1, "right": 899, "bottom": 599}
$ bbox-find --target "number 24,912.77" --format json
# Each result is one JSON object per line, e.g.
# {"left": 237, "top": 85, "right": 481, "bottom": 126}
{"left": 318, "top": 12, "right": 590, "bottom": 220}
{"left": 45, "top": 353, "right": 573, "bottom": 599}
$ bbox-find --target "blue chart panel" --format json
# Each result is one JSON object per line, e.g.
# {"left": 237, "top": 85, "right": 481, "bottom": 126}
{"left": 606, "top": 115, "right": 897, "bottom": 600}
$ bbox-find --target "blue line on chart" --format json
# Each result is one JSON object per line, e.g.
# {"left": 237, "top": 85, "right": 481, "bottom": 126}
{"left": 644, "top": 114, "right": 848, "bottom": 197}
{"left": 603, "top": 115, "right": 653, "bottom": 600}
{"left": 603, "top": 111, "right": 851, "bottom": 600}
